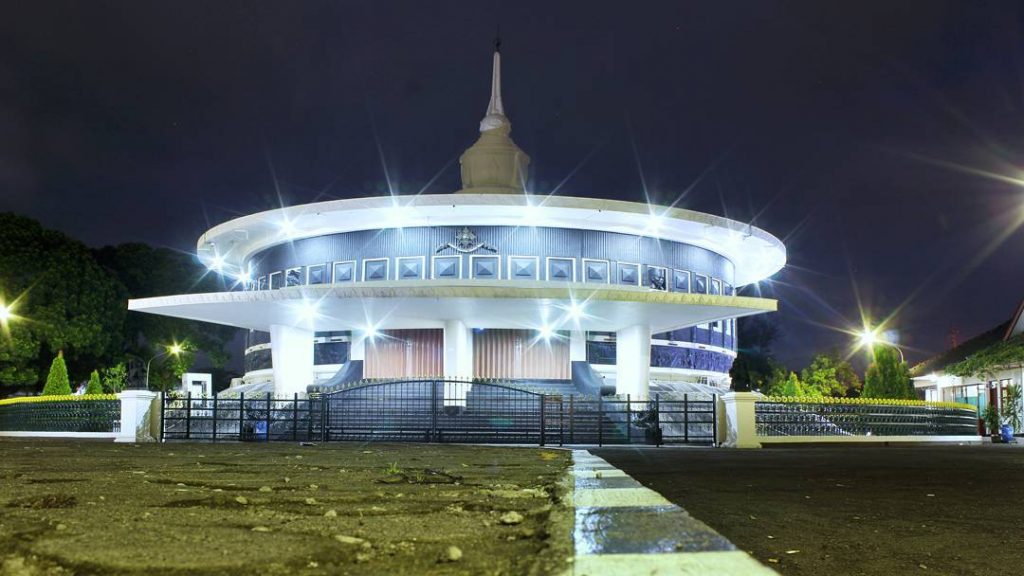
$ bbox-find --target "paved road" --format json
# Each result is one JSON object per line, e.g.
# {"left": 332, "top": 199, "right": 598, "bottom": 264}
{"left": 594, "top": 444, "right": 1024, "bottom": 575}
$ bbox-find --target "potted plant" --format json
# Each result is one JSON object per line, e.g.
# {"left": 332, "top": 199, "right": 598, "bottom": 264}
{"left": 1000, "top": 384, "right": 1022, "bottom": 442}
{"left": 982, "top": 403, "right": 1002, "bottom": 443}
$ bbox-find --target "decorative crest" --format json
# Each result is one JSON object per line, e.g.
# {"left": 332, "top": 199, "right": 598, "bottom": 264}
{"left": 435, "top": 227, "right": 497, "bottom": 254}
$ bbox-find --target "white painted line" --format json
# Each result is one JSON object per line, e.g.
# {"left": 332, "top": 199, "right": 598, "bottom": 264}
{"left": 574, "top": 487, "right": 673, "bottom": 508}
{"left": 573, "top": 550, "right": 778, "bottom": 575}
{"left": 570, "top": 468, "right": 630, "bottom": 478}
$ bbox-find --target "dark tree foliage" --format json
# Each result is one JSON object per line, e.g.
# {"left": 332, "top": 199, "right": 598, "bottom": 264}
{"left": 94, "top": 243, "right": 238, "bottom": 391}
{"left": 0, "top": 213, "right": 127, "bottom": 386}
{"left": 0, "top": 214, "right": 238, "bottom": 392}
{"left": 729, "top": 313, "right": 783, "bottom": 392}
{"left": 863, "top": 346, "right": 914, "bottom": 399}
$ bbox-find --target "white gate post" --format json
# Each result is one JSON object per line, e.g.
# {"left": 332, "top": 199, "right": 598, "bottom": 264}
{"left": 720, "top": 392, "right": 761, "bottom": 449}
{"left": 116, "top": 390, "right": 160, "bottom": 443}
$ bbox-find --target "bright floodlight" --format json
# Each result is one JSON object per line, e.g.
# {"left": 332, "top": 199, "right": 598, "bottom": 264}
{"left": 388, "top": 204, "right": 410, "bottom": 228}
{"left": 522, "top": 201, "right": 539, "bottom": 224}
{"left": 209, "top": 254, "right": 226, "bottom": 272}
{"left": 858, "top": 330, "right": 877, "bottom": 347}
{"left": 645, "top": 212, "right": 665, "bottom": 235}
{"left": 279, "top": 217, "right": 298, "bottom": 238}
{"left": 364, "top": 324, "right": 379, "bottom": 340}
{"left": 299, "top": 300, "right": 319, "bottom": 321}
{"left": 538, "top": 325, "right": 554, "bottom": 341}
{"left": 568, "top": 300, "right": 585, "bottom": 320}
{"left": 0, "top": 305, "right": 9, "bottom": 323}
{"left": 168, "top": 343, "right": 183, "bottom": 356}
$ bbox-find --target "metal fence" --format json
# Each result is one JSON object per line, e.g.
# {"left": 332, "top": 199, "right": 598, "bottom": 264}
{"left": 160, "top": 380, "right": 717, "bottom": 445}
{"left": 161, "top": 393, "right": 319, "bottom": 441}
{"left": 755, "top": 401, "right": 979, "bottom": 437}
{"left": 0, "top": 400, "right": 121, "bottom": 433}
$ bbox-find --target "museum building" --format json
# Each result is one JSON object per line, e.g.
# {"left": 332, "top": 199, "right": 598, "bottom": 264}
{"left": 128, "top": 44, "right": 786, "bottom": 399}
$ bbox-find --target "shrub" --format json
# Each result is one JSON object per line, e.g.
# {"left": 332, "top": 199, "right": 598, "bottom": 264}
{"left": 41, "top": 351, "right": 72, "bottom": 396}
{"left": 85, "top": 370, "right": 103, "bottom": 395}
{"left": 101, "top": 362, "right": 127, "bottom": 393}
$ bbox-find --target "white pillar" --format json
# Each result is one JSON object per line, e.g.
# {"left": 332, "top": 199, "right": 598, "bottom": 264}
{"left": 349, "top": 333, "right": 366, "bottom": 361}
{"left": 720, "top": 392, "right": 761, "bottom": 449}
{"left": 269, "top": 324, "right": 314, "bottom": 397}
{"left": 569, "top": 330, "right": 587, "bottom": 362}
{"left": 115, "top": 390, "right": 159, "bottom": 443}
{"left": 615, "top": 325, "right": 651, "bottom": 399}
{"left": 443, "top": 319, "right": 474, "bottom": 380}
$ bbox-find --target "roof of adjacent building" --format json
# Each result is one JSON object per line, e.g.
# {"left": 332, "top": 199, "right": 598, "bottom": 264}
{"left": 910, "top": 297, "right": 1024, "bottom": 377}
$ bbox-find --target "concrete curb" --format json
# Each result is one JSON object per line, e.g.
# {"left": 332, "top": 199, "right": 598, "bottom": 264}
{"left": 569, "top": 450, "right": 776, "bottom": 575}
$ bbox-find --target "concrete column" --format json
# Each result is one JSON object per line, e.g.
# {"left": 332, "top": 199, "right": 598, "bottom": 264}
{"left": 720, "top": 392, "right": 762, "bottom": 449}
{"left": 443, "top": 319, "right": 474, "bottom": 380}
{"left": 615, "top": 325, "right": 651, "bottom": 399}
{"left": 349, "top": 332, "right": 366, "bottom": 361}
{"left": 569, "top": 330, "right": 587, "bottom": 362}
{"left": 115, "top": 390, "right": 160, "bottom": 443}
{"left": 269, "top": 324, "right": 315, "bottom": 397}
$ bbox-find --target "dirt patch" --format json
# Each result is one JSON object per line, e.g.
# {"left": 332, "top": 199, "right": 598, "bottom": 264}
{"left": 0, "top": 440, "right": 573, "bottom": 575}
{"left": 595, "top": 444, "right": 1024, "bottom": 576}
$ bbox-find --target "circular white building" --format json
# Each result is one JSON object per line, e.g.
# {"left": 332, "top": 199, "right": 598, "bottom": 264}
{"left": 129, "top": 45, "right": 785, "bottom": 400}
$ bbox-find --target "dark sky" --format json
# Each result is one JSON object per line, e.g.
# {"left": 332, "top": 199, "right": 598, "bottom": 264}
{"left": 4, "top": 1, "right": 1024, "bottom": 369}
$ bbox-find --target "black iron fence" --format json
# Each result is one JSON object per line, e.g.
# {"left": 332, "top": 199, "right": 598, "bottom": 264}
{"left": 0, "top": 398, "right": 121, "bottom": 433}
{"left": 755, "top": 401, "right": 979, "bottom": 437}
{"left": 161, "top": 380, "right": 717, "bottom": 445}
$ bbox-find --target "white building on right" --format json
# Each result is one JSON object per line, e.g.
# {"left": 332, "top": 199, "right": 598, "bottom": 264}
{"left": 911, "top": 299, "right": 1024, "bottom": 422}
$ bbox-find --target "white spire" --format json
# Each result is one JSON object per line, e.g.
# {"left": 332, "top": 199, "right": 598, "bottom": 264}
{"left": 479, "top": 37, "right": 509, "bottom": 132}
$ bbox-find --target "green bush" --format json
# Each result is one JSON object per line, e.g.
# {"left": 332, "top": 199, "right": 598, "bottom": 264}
{"left": 101, "top": 362, "right": 127, "bottom": 393}
{"left": 41, "top": 351, "right": 72, "bottom": 396}
{"left": 85, "top": 370, "right": 103, "bottom": 395}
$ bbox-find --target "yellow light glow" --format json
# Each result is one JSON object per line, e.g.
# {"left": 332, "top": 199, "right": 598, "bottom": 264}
{"left": 0, "top": 305, "right": 10, "bottom": 323}
{"left": 168, "top": 344, "right": 183, "bottom": 356}
{"left": 858, "top": 330, "right": 877, "bottom": 347}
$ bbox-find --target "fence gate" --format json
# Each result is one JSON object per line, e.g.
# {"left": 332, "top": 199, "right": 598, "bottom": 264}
{"left": 159, "top": 381, "right": 718, "bottom": 446}
{"left": 322, "top": 380, "right": 548, "bottom": 444}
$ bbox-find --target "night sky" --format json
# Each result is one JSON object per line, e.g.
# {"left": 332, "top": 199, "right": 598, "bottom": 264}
{"left": 4, "top": 1, "right": 1024, "bottom": 370}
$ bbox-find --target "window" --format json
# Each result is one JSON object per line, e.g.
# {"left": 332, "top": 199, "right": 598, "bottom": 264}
{"left": 332, "top": 261, "right": 355, "bottom": 283}
{"left": 307, "top": 264, "right": 326, "bottom": 285}
{"left": 396, "top": 256, "right": 425, "bottom": 280}
{"left": 646, "top": 266, "right": 667, "bottom": 291}
{"left": 710, "top": 278, "right": 722, "bottom": 296}
{"left": 672, "top": 270, "right": 690, "bottom": 293}
{"left": 470, "top": 255, "right": 500, "bottom": 279}
{"left": 546, "top": 257, "right": 575, "bottom": 282}
{"left": 285, "top": 267, "right": 303, "bottom": 287}
{"left": 362, "top": 258, "right": 389, "bottom": 281}
{"left": 693, "top": 274, "right": 708, "bottom": 294}
{"left": 269, "top": 271, "right": 282, "bottom": 290}
{"left": 508, "top": 256, "right": 539, "bottom": 280}
{"left": 582, "top": 259, "right": 610, "bottom": 283}
{"left": 432, "top": 255, "right": 461, "bottom": 279}
{"left": 257, "top": 276, "right": 267, "bottom": 291}
{"left": 617, "top": 262, "right": 640, "bottom": 286}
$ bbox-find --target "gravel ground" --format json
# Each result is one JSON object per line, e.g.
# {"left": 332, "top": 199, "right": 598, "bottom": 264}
{"left": 594, "top": 444, "right": 1024, "bottom": 576}
{"left": 0, "top": 440, "right": 572, "bottom": 576}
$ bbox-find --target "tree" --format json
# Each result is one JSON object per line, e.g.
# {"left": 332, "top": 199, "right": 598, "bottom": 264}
{"left": 863, "top": 346, "right": 913, "bottom": 399}
{"left": 94, "top": 244, "right": 238, "bottom": 390}
{"left": 85, "top": 370, "right": 103, "bottom": 395}
{"left": 101, "top": 363, "right": 127, "bottom": 393}
{"left": 800, "top": 351, "right": 861, "bottom": 397}
{"left": 41, "top": 351, "right": 71, "bottom": 396}
{"left": 0, "top": 213, "right": 127, "bottom": 387}
{"left": 730, "top": 314, "right": 780, "bottom": 391}
{"left": 780, "top": 371, "right": 804, "bottom": 396}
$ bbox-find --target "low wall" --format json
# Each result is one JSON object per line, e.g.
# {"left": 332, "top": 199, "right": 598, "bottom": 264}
{"left": 0, "top": 395, "right": 121, "bottom": 436}
{"left": 719, "top": 393, "right": 981, "bottom": 448}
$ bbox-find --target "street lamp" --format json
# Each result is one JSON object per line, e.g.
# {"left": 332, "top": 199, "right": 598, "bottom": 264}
{"left": 0, "top": 304, "right": 11, "bottom": 324}
{"left": 143, "top": 344, "right": 183, "bottom": 390}
{"left": 858, "top": 329, "right": 905, "bottom": 363}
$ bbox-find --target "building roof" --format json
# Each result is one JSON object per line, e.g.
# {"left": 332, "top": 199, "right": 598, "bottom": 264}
{"left": 910, "top": 321, "right": 1010, "bottom": 377}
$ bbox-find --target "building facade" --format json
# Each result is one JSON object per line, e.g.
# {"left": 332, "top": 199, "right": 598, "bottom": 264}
{"left": 129, "top": 44, "right": 786, "bottom": 398}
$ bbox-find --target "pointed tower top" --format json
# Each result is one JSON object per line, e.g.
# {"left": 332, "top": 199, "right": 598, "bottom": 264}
{"left": 480, "top": 37, "right": 508, "bottom": 132}
{"left": 459, "top": 37, "right": 531, "bottom": 194}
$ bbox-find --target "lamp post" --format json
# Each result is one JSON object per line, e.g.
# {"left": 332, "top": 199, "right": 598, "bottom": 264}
{"left": 858, "top": 330, "right": 905, "bottom": 363}
{"left": 143, "top": 344, "right": 183, "bottom": 390}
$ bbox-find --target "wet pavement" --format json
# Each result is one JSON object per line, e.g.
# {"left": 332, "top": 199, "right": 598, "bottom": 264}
{"left": 570, "top": 450, "right": 775, "bottom": 575}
